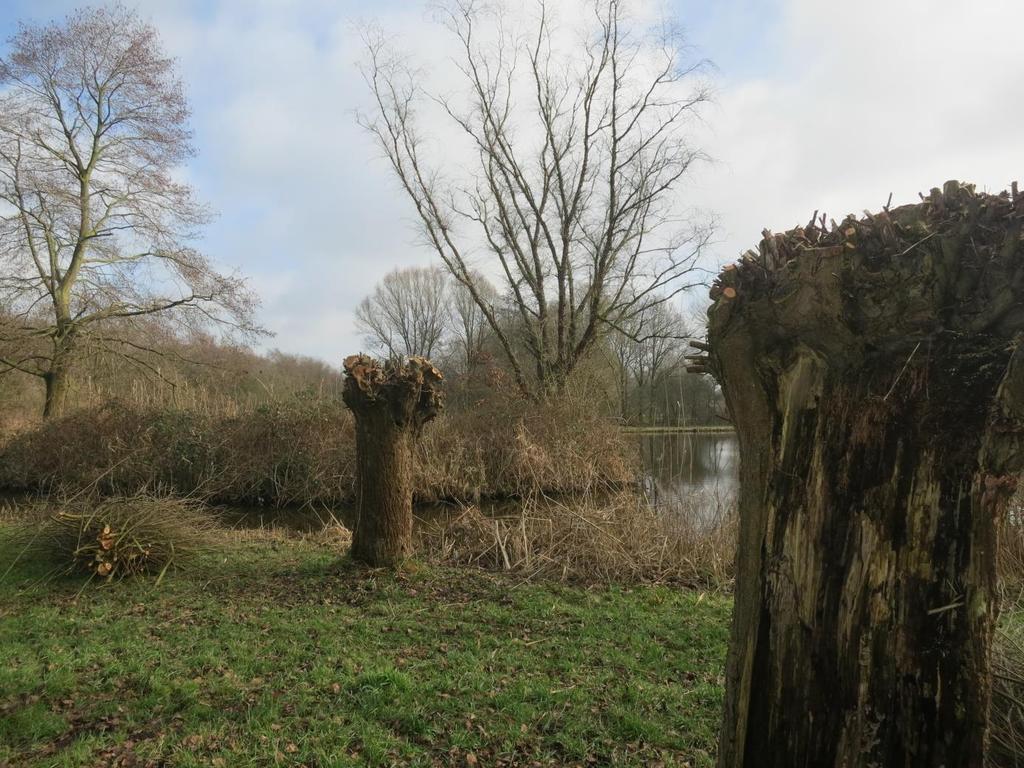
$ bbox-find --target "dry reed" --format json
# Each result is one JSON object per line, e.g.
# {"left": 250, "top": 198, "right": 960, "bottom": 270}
{"left": 417, "top": 491, "right": 737, "bottom": 588}
{"left": 991, "top": 617, "right": 1024, "bottom": 767}
{"left": 0, "top": 396, "right": 633, "bottom": 507}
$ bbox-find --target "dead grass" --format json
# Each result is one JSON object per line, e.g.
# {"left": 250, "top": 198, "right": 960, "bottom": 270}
{"left": 417, "top": 492, "right": 737, "bottom": 589}
{"left": 1001, "top": 511, "right": 1024, "bottom": 596}
{"left": 991, "top": 617, "right": 1024, "bottom": 768}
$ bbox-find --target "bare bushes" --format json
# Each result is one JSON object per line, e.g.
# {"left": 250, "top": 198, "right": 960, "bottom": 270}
{"left": 416, "top": 395, "right": 634, "bottom": 502}
{"left": 0, "top": 395, "right": 633, "bottom": 506}
{"left": 0, "top": 399, "right": 355, "bottom": 506}
{"left": 13, "top": 495, "right": 214, "bottom": 580}
{"left": 418, "top": 493, "right": 736, "bottom": 588}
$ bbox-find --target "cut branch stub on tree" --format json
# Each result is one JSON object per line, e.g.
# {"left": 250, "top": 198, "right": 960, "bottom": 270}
{"left": 709, "top": 180, "right": 1024, "bottom": 767}
{"left": 342, "top": 354, "right": 444, "bottom": 568}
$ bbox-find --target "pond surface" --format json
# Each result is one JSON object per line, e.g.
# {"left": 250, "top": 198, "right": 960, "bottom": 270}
{"left": 637, "top": 432, "right": 738, "bottom": 522}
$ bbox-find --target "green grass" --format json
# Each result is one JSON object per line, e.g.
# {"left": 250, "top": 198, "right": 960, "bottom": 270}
{"left": 0, "top": 525, "right": 731, "bottom": 767}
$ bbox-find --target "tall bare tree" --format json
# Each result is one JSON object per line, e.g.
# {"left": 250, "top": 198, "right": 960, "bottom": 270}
{"left": 355, "top": 265, "right": 450, "bottom": 359}
{"left": 360, "top": 0, "right": 712, "bottom": 400}
{"left": 0, "top": 6, "right": 259, "bottom": 419}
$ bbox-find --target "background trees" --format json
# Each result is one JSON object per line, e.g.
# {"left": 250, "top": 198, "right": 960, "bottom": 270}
{"left": 609, "top": 300, "right": 689, "bottom": 423}
{"left": 354, "top": 261, "right": 720, "bottom": 424}
{"left": 354, "top": 266, "right": 450, "bottom": 360}
{"left": 0, "top": 6, "right": 259, "bottom": 418}
{"left": 449, "top": 271, "right": 497, "bottom": 372}
{"left": 361, "top": 0, "right": 712, "bottom": 400}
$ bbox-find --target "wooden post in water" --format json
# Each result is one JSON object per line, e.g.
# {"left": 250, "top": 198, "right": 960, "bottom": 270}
{"left": 697, "top": 181, "right": 1024, "bottom": 766}
{"left": 342, "top": 354, "right": 443, "bottom": 567}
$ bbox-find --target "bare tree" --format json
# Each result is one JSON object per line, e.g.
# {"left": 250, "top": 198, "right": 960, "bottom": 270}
{"left": 354, "top": 265, "right": 450, "bottom": 359}
{"left": 449, "top": 269, "right": 496, "bottom": 371}
{"left": 0, "top": 6, "right": 260, "bottom": 419}
{"left": 360, "top": 0, "right": 713, "bottom": 400}
{"left": 610, "top": 297, "right": 688, "bottom": 423}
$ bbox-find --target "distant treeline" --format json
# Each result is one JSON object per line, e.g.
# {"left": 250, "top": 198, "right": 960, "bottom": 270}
{"left": 1, "top": 303, "right": 722, "bottom": 432}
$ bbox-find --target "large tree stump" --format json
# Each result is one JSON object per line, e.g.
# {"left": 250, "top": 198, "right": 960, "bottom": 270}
{"left": 702, "top": 181, "right": 1024, "bottom": 767}
{"left": 342, "top": 354, "right": 443, "bottom": 567}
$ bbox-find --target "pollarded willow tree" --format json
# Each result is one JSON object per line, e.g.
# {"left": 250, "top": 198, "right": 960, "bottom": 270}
{"left": 342, "top": 354, "right": 444, "bottom": 568}
{"left": 0, "top": 6, "right": 259, "bottom": 419}
{"left": 360, "top": 0, "right": 712, "bottom": 399}
{"left": 693, "top": 181, "right": 1024, "bottom": 767}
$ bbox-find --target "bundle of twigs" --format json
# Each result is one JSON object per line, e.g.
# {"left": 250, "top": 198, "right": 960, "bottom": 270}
{"left": 18, "top": 495, "right": 215, "bottom": 581}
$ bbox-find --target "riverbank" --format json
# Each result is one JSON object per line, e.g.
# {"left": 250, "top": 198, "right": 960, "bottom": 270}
{"left": 620, "top": 425, "right": 734, "bottom": 435}
{"left": 0, "top": 398, "right": 634, "bottom": 508}
{"left": 0, "top": 524, "right": 730, "bottom": 767}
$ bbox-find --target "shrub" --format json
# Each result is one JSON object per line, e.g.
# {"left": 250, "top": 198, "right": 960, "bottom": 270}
{"left": 16, "top": 495, "right": 215, "bottom": 580}
{"left": 0, "top": 394, "right": 634, "bottom": 507}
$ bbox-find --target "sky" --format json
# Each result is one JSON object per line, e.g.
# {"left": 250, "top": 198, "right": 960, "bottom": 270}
{"left": 1, "top": 0, "right": 1022, "bottom": 363}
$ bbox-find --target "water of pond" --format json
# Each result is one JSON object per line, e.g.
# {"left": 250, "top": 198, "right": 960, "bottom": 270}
{"left": 638, "top": 432, "right": 738, "bottom": 523}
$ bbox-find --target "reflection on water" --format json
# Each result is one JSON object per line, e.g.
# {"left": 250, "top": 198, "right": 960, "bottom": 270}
{"left": 638, "top": 432, "right": 738, "bottom": 520}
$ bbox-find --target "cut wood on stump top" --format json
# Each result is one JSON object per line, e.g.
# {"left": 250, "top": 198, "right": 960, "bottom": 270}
{"left": 342, "top": 354, "right": 444, "bottom": 431}
{"left": 705, "top": 179, "right": 1024, "bottom": 362}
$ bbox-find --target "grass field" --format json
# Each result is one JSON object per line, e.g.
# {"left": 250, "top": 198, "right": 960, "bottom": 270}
{"left": 0, "top": 526, "right": 731, "bottom": 767}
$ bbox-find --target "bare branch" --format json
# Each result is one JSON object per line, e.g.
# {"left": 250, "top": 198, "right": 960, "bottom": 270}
{"left": 358, "top": 0, "right": 712, "bottom": 398}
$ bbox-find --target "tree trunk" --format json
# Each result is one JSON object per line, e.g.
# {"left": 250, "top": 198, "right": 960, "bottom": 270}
{"left": 704, "top": 181, "right": 1024, "bottom": 767}
{"left": 342, "top": 355, "right": 443, "bottom": 568}
{"left": 42, "top": 338, "right": 75, "bottom": 420}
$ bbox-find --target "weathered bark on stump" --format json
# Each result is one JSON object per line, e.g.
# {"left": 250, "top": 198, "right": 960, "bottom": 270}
{"left": 704, "top": 181, "right": 1024, "bottom": 767}
{"left": 342, "top": 354, "right": 443, "bottom": 567}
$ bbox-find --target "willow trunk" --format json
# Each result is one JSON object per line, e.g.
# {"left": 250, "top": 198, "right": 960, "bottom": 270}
{"left": 349, "top": 402, "right": 415, "bottom": 566}
{"left": 704, "top": 181, "right": 1024, "bottom": 767}
{"left": 342, "top": 355, "right": 443, "bottom": 568}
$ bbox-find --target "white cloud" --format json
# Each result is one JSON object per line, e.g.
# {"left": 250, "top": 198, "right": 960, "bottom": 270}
{"left": 688, "top": 0, "right": 1024, "bottom": 271}
{"left": 7, "top": 0, "right": 1020, "bottom": 361}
